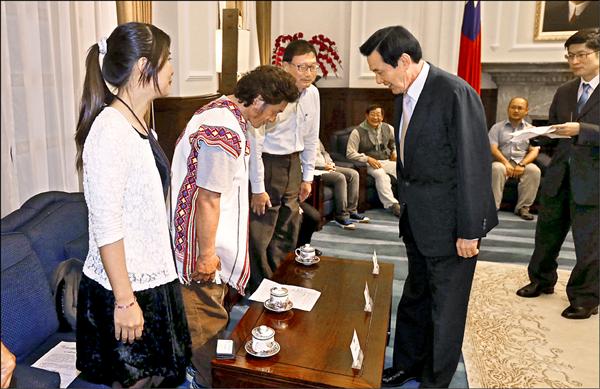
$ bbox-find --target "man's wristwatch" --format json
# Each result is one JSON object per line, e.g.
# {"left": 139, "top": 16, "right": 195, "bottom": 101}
{"left": 517, "top": 162, "right": 526, "bottom": 167}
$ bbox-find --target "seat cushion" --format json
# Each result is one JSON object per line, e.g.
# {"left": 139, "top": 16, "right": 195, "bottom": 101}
{"left": 1, "top": 191, "right": 88, "bottom": 281}
{"left": 1, "top": 233, "right": 59, "bottom": 361}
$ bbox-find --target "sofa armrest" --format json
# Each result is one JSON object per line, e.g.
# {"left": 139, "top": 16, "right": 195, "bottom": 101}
{"left": 12, "top": 364, "right": 61, "bottom": 388}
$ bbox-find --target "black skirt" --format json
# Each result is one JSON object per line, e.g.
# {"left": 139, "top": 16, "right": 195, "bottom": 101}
{"left": 76, "top": 274, "right": 191, "bottom": 387}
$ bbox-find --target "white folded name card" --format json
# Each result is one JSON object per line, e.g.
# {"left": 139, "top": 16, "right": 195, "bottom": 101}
{"left": 372, "top": 250, "right": 379, "bottom": 275}
{"left": 350, "top": 329, "right": 364, "bottom": 370}
{"left": 364, "top": 281, "right": 373, "bottom": 313}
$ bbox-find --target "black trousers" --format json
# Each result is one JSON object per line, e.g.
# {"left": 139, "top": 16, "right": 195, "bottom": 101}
{"left": 248, "top": 153, "right": 302, "bottom": 293}
{"left": 528, "top": 174, "right": 599, "bottom": 308}
{"left": 393, "top": 210, "right": 476, "bottom": 388}
{"left": 297, "top": 202, "right": 321, "bottom": 248}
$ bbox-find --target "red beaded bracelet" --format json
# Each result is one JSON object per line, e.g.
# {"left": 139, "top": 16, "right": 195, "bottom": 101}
{"left": 115, "top": 296, "right": 137, "bottom": 310}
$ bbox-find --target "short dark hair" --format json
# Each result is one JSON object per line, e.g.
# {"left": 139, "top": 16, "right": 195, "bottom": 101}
{"left": 235, "top": 65, "right": 299, "bottom": 107}
{"left": 359, "top": 26, "right": 422, "bottom": 67}
{"left": 365, "top": 104, "right": 384, "bottom": 116}
{"left": 565, "top": 28, "right": 600, "bottom": 51}
{"left": 282, "top": 40, "right": 317, "bottom": 63}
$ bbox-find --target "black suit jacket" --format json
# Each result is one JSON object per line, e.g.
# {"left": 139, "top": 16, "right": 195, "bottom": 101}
{"left": 393, "top": 64, "right": 498, "bottom": 257}
{"left": 541, "top": 78, "right": 599, "bottom": 205}
{"left": 543, "top": 1, "right": 600, "bottom": 32}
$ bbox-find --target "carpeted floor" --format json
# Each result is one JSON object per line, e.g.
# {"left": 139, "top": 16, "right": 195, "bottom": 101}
{"left": 463, "top": 260, "right": 599, "bottom": 388}
{"left": 223, "top": 208, "right": 582, "bottom": 389}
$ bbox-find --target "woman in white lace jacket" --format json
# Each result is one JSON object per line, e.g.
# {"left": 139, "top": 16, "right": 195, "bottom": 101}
{"left": 73, "top": 22, "right": 190, "bottom": 387}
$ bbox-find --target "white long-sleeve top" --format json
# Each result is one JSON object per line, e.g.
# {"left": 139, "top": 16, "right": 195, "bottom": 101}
{"left": 82, "top": 107, "right": 179, "bottom": 291}
{"left": 249, "top": 84, "right": 320, "bottom": 193}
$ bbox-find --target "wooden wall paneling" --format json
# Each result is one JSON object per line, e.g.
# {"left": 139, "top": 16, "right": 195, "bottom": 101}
{"left": 480, "top": 88, "right": 498, "bottom": 129}
{"left": 318, "top": 87, "right": 499, "bottom": 143}
{"left": 152, "top": 93, "right": 221, "bottom": 162}
{"left": 317, "top": 87, "right": 395, "bottom": 143}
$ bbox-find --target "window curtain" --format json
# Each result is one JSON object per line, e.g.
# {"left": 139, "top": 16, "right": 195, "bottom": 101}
{"left": 116, "top": 1, "right": 152, "bottom": 24}
{"left": 255, "top": 1, "right": 271, "bottom": 65}
{"left": 1, "top": 1, "right": 117, "bottom": 217}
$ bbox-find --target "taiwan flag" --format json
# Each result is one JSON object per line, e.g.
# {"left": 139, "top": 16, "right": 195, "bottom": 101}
{"left": 457, "top": 0, "right": 481, "bottom": 94}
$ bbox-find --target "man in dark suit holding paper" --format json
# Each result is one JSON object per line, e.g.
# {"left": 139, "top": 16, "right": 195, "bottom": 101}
{"left": 516, "top": 29, "right": 599, "bottom": 320}
{"left": 359, "top": 26, "right": 497, "bottom": 387}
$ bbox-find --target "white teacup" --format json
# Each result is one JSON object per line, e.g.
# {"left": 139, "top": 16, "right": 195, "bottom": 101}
{"left": 295, "top": 244, "right": 316, "bottom": 262}
{"left": 251, "top": 325, "right": 275, "bottom": 353}
{"left": 269, "top": 286, "right": 290, "bottom": 308}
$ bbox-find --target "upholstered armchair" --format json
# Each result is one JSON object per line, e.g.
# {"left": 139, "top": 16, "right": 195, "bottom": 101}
{"left": 328, "top": 126, "right": 397, "bottom": 211}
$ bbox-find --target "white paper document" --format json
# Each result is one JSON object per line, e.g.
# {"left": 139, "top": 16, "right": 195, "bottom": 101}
{"left": 249, "top": 278, "right": 321, "bottom": 311}
{"left": 509, "top": 125, "right": 570, "bottom": 143}
{"left": 31, "top": 341, "right": 80, "bottom": 388}
{"left": 313, "top": 169, "right": 329, "bottom": 176}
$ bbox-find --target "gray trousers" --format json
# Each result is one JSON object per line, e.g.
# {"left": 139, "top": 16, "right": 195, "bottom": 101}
{"left": 491, "top": 161, "right": 541, "bottom": 211}
{"left": 248, "top": 153, "right": 302, "bottom": 293}
{"left": 320, "top": 166, "right": 359, "bottom": 220}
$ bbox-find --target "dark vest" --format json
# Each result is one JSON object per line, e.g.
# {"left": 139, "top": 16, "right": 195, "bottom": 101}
{"left": 356, "top": 123, "right": 393, "bottom": 160}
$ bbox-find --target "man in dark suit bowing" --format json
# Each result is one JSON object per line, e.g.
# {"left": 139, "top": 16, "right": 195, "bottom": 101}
{"left": 359, "top": 26, "right": 497, "bottom": 388}
{"left": 516, "top": 29, "right": 599, "bottom": 320}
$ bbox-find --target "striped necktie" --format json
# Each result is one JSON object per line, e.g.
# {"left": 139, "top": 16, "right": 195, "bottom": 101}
{"left": 576, "top": 83, "right": 591, "bottom": 115}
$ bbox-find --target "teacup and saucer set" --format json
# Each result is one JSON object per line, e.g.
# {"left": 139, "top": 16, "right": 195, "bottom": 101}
{"left": 264, "top": 286, "right": 293, "bottom": 312}
{"left": 294, "top": 244, "right": 320, "bottom": 266}
{"left": 245, "top": 325, "right": 280, "bottom": 357}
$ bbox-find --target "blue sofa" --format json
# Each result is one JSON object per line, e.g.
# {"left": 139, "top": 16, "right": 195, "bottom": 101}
{"left": 1, "top": 191, "right": 105, "bottom": 388}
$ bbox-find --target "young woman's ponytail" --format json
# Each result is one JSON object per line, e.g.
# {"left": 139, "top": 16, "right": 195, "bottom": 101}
{"left": 74, "top": 42, "right": 113, "bottom": 171}
{"left": 74, "top": 23, "right": 172, "bottom": 171}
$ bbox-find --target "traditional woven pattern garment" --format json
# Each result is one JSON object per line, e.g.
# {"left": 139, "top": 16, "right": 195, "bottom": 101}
{"left": 170, "top": 96, "right": 251, "bottom": 293}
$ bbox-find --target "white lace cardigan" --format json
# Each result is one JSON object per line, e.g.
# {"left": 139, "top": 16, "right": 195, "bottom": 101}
{"left": 82, "top": 107, "right": 178, "bottom": 291}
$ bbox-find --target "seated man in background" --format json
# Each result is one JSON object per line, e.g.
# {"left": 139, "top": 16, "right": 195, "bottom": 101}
{"left": 346, "top": 104, "right": 401, "bottom": 217}
{"left": 316, "top": 139, "right": 369, "bottom": 229}
{"left": 489, "top": 96, "right": 541, "bottom": 220}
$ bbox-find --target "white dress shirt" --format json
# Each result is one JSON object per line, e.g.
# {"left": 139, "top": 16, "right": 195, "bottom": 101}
{"left": 249, "top": 84, "right": 320, "bottom": 193}
{"left": 400, "top": 62, "right": 430, "bottom": 140}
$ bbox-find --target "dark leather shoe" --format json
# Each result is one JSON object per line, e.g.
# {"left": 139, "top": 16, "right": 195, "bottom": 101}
{"left": 561, "top": 305, "right": 599, "bottom": 319}
{"left": 516, "top": 282, "right": 554, "bottom": 298}
{"left": 381, "top": 367, "right": 417, "bottom": 387}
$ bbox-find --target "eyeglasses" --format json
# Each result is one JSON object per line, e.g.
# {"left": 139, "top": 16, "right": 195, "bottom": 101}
{"left": 290, "top": 63, "right": 319, "bottom": 73}
{"left": 564, "top": 51, "right": 599, "bottom": 62}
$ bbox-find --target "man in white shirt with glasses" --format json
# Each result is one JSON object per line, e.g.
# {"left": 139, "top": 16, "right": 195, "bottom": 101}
{"left": 248, "top": 40, "right": 320, "bottom": 292}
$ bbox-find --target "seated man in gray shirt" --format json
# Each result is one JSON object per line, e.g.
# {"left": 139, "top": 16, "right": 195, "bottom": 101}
{"left": 489, "top": 96, "right": 541, "bottom": 220}
{"left": 315, "top": 139, "right": 369, "bottom": 229}
{"left": 346, "top": 104, "right": 401, "bottom": 217}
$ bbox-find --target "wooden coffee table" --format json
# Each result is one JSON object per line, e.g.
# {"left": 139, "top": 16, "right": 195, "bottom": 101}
{"left": 212, "top": 254, "right": 394, "bottom": 388}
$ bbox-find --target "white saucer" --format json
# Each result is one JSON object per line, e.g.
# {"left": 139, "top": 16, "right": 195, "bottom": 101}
{"left": 264, "top": 299, "right": 293, "bottom": 312}
{"left": 245, "top": 340, "right": 280, "bottom": 358}
{"left": 295, "top": 255, "right": 320, "bottom": 266}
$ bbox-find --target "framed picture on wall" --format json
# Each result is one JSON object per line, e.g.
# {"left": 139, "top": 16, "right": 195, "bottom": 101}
{"left": 534, "top": 1, "right": 599, "bottom": 41}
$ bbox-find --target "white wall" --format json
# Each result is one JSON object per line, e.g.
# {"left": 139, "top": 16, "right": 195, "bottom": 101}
{"left": 153, "top": 1, "right": 219, "bottom": 96}
{"left": 153, "top": 1, "right": 570, "bottom": 96}
{"left": 270, "top": 1, "right": 569, "bottom": 90}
